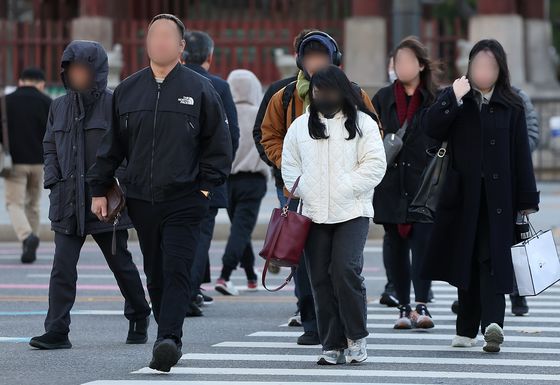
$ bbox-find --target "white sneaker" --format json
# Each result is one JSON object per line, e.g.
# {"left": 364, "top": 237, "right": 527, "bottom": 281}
{"left": 346, "top": 338, "right": 368, "bottom": 364}
{"left": 483, "top": 323, "right": 504, "bottom": 353}
{"left": 214, "top": 279, "right": 239, "bottom": 296}
{"left": 451, "top": 335, "right": 478, "bottom": 348}
{"left": 317, "top": 349, "right": 346, "bottom": 365}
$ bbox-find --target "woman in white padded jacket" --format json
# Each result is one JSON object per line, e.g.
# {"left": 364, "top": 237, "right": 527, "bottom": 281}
{"left": 282, "top": 65, "right": 386, "bottom": 366}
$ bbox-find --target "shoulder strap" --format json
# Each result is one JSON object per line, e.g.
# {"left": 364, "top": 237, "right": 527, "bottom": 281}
{"left": 0, "top": 93, "right": 9, "bottom": 152}
{"left": 282, "top": 81, "right": 297, "bottom": 130}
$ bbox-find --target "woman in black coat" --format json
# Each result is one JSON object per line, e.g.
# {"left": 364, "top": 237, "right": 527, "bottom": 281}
{"left": 421, "top": 39, "right": 539, "bottom": 353}
{"left": 372, "top": 37, "right": 439, "bottom": 330}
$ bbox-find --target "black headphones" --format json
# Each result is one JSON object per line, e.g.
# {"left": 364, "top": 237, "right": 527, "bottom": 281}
{"left": 296, "top": 31, "right": 342, "bottom": 70}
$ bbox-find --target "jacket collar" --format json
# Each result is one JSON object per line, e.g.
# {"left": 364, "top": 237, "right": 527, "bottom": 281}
{"left": 150, "top": 62, "right": 182, "bottom": 85}
{"left": 463, "top": 86, "right": 509, "bottom": 108}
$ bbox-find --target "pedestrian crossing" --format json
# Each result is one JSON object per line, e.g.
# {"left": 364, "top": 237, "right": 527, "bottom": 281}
{"left": 80, "top": 281, "right": 560, "bottom": 385}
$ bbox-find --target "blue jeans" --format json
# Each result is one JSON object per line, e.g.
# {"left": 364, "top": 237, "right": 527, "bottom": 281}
{"left": 276, "top": 186, "right": 317, "bottom": 333}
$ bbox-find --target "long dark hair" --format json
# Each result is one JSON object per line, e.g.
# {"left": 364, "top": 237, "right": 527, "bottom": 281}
{"left": 393, "top": 36, "right": 441, "bottom": 102}
{"left": 466, "top": 39, "right": 522, "bottom": 108}
{"left": 308, "top": 65, "right": 376, "bottom": 140}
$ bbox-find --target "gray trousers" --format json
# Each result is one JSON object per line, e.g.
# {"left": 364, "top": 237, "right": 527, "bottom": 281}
{"left": 304, "top": 216, "right": 370, "bottom": 351}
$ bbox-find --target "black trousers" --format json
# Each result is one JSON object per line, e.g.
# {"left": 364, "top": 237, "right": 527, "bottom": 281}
{"left": 220, "top": 173, "right": 267, "bottom": 281}
{"left": 190, "top": 206, "right": 218, "bottom": 301}
{"left": 382, "top": 223, "right": 433, "bottom": 305}
{"left": 305, "top": 217, "right": 369, "bottom": 351}
{"left": 127, "top": 192, "right": 209, "bottom": 343}
{"left": 44, "top": 230, "right": 150, "bottom": 335}
{"left": 456, "top": 186, "right": 506, "bottom": 338}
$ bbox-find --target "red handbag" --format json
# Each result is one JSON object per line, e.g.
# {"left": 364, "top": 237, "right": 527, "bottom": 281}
{"left": 259, "top": 176, "right": 312, "bottom": 292}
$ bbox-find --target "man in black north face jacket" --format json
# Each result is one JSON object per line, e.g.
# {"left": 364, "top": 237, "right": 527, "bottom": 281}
{"left": 87, "top": 14, "right": 232, "bottom": 372}
{"left": 29, "top": 40, "right": 151, "bottom": 351}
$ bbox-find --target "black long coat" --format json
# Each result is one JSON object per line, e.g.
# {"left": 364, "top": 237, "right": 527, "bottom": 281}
{"left": 420, "top": 86, "right": 539, "bottom": 294}
{"left": 371, "top": 84, "right": 438, "bottom": 224}
{"left": 43, "top": 40, "right": 132, "bottom": 236}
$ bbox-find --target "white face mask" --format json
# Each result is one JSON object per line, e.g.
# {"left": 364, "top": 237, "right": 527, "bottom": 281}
{"left": 388, "top": 70, "right": 397, "bottom": 83}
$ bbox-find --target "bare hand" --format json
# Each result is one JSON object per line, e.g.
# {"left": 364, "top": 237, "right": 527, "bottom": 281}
{"left": 453, "top": 76, "right": 471, "bottom": 101}
{"left": 91, "top": 197, "right": 108, "bottom": 222}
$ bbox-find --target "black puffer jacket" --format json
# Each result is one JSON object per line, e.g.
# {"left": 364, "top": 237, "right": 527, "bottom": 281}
{"left": 87, "top": 62, "right": 232, "bottom": 203}
{"left": 43, "top": 40, "right": 132, "bottom": 236}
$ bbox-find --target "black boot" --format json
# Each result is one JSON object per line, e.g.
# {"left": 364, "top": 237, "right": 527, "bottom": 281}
{"left": 297, "top": 331, "right": 320, "bottom": 345}
{"left": 149, "top": 337, "right": 182, "bottom": 372}
{"left": 29, "top": 331, "right": 72, "bottom": 350}
{"left": 510, "top": 294, "right": 529, "bottom": 316}
{"left": 185, "top": 302, "right": 203, "bottom": 317}
{"left": 126, "top": 316, "right": 150, "bottom": 344}
{"left": 21, "top": 234, "right": 39, "bottom": 264}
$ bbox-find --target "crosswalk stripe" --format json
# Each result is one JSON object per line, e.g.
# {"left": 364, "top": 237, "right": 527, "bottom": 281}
{"left": 249, "top": 331, "right": 560, "bottom": 343}
{"left": 131, "top": 367, "right": 560, "bottom": 381}
{"left": 83, "top": 380, "right": 434, "bottom": 385}
{"left": 180, "top": 352, "right": 560, "bottom": 367}
{"left": 279, "top": 322, "right": 560, "bottom": 332}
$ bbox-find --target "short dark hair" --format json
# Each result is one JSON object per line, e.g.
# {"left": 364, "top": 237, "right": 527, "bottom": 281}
{"left": 183, "top": 31, "right": 214, "bottom": 65}
{"left": 149, "top": 13, "right": 186, "bottom": 39}
{"left": 20, "top": 67, "right": 45, "bottom": 82}
{"left": 302, "top": 41, "right": 330, "bottom": 57}
{"left": 293, "top": 29, "right": 315, "bottom": 52}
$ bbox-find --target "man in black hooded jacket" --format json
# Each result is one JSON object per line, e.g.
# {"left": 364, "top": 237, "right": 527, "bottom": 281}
{"left": 29, "top": 40, "right": 151, "bottom": 350}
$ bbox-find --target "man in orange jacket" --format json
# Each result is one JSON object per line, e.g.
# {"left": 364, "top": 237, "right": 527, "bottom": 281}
{"left": 260, "top": 30, "right": 379, "bottom": 346}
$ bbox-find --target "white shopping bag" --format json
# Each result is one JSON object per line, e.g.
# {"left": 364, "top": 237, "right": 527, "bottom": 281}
{"left": 511, "top": 229, "right": 560, "bottom": 296}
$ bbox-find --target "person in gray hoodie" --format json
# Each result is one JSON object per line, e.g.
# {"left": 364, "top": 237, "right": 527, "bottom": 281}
{"left": 214, "top": 69, "right": 269, "bottom": 295}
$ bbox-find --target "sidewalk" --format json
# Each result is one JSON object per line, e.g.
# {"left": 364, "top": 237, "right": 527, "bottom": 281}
{"left": 0, "top": 178, "right": 557, "bottom": 241}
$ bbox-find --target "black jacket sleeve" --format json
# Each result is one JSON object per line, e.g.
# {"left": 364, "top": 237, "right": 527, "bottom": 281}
{"left": 423, "top": 86, "right": 462, "bottom": 141}
{"left": 218, "top": 82, "right": 240, "bottom": 156}
{"left": 42, "top": 103, "right": 61, "bottom": 189}
{"left": 86, "top": 87, "right": 127, "bottom": 197}
{"left": 253, "top": 83, "right": 280, "bottom": 168}
{"left": 198, "top": 82, "right": 233, "bottom": 191}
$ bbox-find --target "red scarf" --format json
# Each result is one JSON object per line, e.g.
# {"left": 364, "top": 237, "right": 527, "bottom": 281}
{"left": 394, "top": 80, "right": 422, "bottom": 127}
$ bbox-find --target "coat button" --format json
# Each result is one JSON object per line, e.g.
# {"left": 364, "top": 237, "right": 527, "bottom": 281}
{"left": 492, "top": 173, "right": 499, "bottom": 180}
{"left": 444, "top": 109, "right": 450, "bottom": 114}
{"left": 496, "top": 208, "right": 502, "bottom": 214}
{"left": 441, "top": 101, "right": 447, "bottom": 106}
{"left": 490, "top": 139, "right": 496, "bottom": 145}
{"left": 489, "top": 108, "right": 494, "bottom": 113}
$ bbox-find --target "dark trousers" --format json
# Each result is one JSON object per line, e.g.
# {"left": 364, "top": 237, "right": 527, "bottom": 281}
{"left": 305, "top": 217, "right": 370, "bottom": 351}
{"left": 276, "top": 186, "right": 317, "bottom": 333}
{"left": 190, "top": 206, "right": 218, "bottom": 301}
{"left": 220, "top": 173, "right": 267, "bottom": 281}
{"left": 45, "top": 230, "right": 150, "bottom": 334}
{"left": 456, "top": 186, "right": 506, "bottom": 338}
{"left": 382, "top": 223, "right": 433, "bottom": 305}
{"left": 127, "top": 192, "right": 208, "bottom": 343}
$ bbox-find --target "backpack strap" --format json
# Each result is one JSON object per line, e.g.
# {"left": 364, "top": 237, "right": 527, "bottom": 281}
{"left": 282, "top": 81, "right": 297, "bottom": 131}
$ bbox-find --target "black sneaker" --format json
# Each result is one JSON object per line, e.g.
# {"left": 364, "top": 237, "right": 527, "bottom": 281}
{"left": 29, "top": 331, "right": 71, "bottom": 350}
{"left": 411, "top": 304, "right": 434, "bottom": 329}
{"left": 380, "top": 291, "right": 399, "bottom": 307}
{"left": 451, "top": 300, "right": 459, "bottom": 315}
{"left": 297, "top": 331, "right": 320, "bottom": 345}
{"left": 201, "top": 292, "right": 214, "bottom": 305}
{"left": 394, "top": 304, "right": 412, "bottom": 329}
{"left": 21, "top": 234, "right": 39, "bottom": 264}
{"left": 149, "top": 338, "right": 182, "bottom": 372}
{"left": 510, "top": 294, "right": 529, "bottom": 316}
{"left": 185, "top": 302, "right": 203, "bottom": 317}
{"left": 288, "top": 310, "right": 302, "bottom": 327}
{"left": 126, "top": 316, "right": 149, "bottom": 344}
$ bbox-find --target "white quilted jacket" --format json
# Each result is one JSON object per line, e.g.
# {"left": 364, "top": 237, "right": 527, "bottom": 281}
{"left": 282, "top": 110, "right": 387, "bottom": 224}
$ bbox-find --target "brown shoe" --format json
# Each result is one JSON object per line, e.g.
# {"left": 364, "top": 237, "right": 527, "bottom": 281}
{"left": 393, "top": 304, "right": 412, "bottom": 329}
{"left": 411, "top": 304, "right": 434, "bottom": 329}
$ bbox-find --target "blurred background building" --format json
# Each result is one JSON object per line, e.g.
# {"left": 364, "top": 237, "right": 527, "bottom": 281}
{"left": 1, "top": 0, "right": 560, "bottom": 178}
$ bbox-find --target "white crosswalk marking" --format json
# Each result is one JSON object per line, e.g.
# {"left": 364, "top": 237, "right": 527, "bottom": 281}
{"left": 81, "top": 281, "right": 560, "bottom": 384}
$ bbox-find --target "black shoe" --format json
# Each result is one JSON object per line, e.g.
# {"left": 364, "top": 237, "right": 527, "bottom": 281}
{"left": 201, "top": 292, "right": 214, "bottom": 305}
{"left": 149, "top": 338, "right": 182, "bottom": 372}
{"left": 451, "top": 300, "right": 459, "bottom": 315}
{"left": 126, "top": 316, "right": 149, "bottom": 344}
{"left": 194, "top": 293, "right": 204, "bottom": 307}
{"left": 185, "top": 302, "right": 203, "bottom": 317}
{"left": 510, "top": 294, "right": 529, "bottom": 316}
{"left": 297, "top": 331, "right": 320, "bottom": 345}
{"left": 380, "top": 291, "right": 399, "bottom": 307}
{"left": 21, "top": 234, "right": 39, "bottom": 264}
{"left": 29, "top": 331, "right": 71, "bottom": 350}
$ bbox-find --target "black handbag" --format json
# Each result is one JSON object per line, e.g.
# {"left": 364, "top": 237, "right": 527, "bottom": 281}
{"left": 408, "top": 141, "right": 449, "bottom": 223}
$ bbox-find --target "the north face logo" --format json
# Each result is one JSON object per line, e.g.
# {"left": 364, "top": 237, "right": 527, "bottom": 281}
{"left": 178, "top": 96, "right": 194, "bottom": 105}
